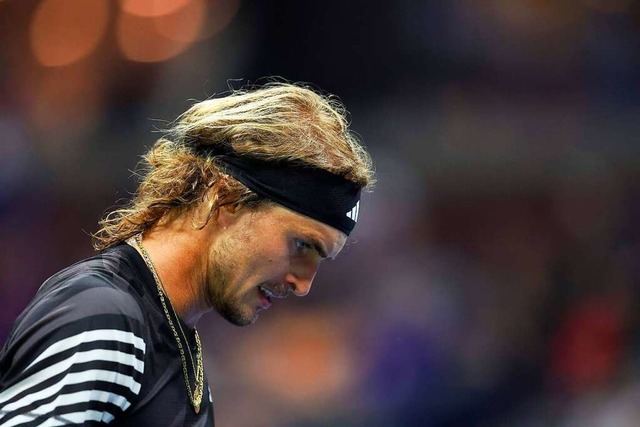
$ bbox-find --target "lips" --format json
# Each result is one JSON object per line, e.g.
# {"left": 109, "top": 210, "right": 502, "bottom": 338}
{"left": 258, "top": 286, "right": 272, "bottom": 309}
{"left": 258, "top": 284, "right": 288, "bottom": 309}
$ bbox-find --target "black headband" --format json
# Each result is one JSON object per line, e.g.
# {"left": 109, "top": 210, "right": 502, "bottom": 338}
{"left": 196, "top": 144, "right": 361, "bottom": 235}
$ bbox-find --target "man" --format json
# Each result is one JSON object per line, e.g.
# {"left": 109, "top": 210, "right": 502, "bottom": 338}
{"left": 0, "top": 83, "right": 375, "bottom": 426}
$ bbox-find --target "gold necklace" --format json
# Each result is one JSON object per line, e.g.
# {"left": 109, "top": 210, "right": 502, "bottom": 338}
{"left": 128, "top": 234, "right": 204, "bottom": 414}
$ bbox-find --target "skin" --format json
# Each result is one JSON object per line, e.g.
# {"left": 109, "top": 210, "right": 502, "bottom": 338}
{"left": 136, "top": 202, "right": 347, "bottom": 328}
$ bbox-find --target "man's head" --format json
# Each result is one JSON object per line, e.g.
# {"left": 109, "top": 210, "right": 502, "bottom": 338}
{"left": 94, "top": 82, "right": 375, "bottom": 324}
{"left": 202, "top": 202, "right": 348, "bottom": 325}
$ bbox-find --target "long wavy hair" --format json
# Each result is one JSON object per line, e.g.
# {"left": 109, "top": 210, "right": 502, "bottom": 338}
{"left": 93, "top": 82, "right": 375, "bottom": 251}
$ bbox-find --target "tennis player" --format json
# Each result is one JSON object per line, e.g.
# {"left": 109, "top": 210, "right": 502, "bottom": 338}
{"left": 0, "top": 82, "right": 374, "bottom": 426}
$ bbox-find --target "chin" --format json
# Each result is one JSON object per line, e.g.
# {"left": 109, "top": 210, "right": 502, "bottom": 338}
{"left": 216, "top": 300, "right": 257, "bottom": 327}
{"left": 209, "top": 288, "right": 253, "bottom": 326}
{"left": 228, "top": 312, "right": 258, "bottom": 327}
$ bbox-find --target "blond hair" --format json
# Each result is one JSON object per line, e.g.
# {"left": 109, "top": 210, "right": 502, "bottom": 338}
{"left": 93, "top": 82, "right": 375, "bottom": 250}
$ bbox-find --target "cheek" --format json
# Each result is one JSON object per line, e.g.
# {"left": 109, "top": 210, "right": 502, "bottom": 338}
{"left": 219, "top": 229, "right": 291, "bottom": 283}
{"left": 260, "top": 239, "right": 290, "bottom": 264}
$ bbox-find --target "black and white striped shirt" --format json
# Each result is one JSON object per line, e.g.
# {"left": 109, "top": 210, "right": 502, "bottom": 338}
{"left": 0, "top": 244, "right": 214, "bottom": 426}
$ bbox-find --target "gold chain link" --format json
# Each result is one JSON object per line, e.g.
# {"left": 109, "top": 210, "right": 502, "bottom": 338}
{"left": 128, "top": 234, "right": 204, "bottom": 414}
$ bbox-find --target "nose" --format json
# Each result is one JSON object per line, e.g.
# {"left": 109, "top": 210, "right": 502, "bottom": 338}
{"left": 284, "top": 268, "right": 317, "bottom": 297}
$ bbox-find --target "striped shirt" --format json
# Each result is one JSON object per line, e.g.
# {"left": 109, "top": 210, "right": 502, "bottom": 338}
{"left": 0, "top": 245, "right": 214, "bottom": 426}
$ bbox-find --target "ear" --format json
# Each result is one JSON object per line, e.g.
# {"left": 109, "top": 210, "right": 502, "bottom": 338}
{"left": 215, "top": 204, "right": 241, "bottom": 229}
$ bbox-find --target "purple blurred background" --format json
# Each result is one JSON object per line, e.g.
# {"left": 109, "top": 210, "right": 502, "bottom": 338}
{"left": 2, "top": 1, "right": 640, "bottom": 426}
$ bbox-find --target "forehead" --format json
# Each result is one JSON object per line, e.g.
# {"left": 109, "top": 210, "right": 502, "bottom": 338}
{"left": 253, "top": 204, "right": 347, "bottom": 256}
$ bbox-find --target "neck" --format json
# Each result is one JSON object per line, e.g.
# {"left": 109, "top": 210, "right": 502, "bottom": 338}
{"left": 136, "top": 219, "right": 212, "bottom": 329}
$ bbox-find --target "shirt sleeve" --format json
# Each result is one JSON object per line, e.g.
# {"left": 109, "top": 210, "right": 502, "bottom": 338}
{"left": 0, "top": 275, "right": 147, "bottom": 426}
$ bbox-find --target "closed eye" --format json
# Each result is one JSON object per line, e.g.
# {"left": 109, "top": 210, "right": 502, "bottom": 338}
{"left": 295, "top": 238, "right": 328, "bottom": 259}
{"left": 295, "top": 239, "right": 313, "bottom": 252}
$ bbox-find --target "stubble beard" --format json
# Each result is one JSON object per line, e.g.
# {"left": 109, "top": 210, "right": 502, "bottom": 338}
{"left": 212, "top": 289, "right": 255, "bottom": 327}
{"left": 209, "top": 245, "right": 256, "bottom": 327}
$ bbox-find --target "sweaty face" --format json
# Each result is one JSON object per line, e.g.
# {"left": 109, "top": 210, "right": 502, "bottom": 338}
{"left": 204, "top": 204, "right": 347, "bottom": 326}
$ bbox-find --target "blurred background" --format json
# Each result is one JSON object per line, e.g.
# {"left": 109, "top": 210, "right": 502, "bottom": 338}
{"left": 2, "top": 0, "right": 640, "bottom": 425}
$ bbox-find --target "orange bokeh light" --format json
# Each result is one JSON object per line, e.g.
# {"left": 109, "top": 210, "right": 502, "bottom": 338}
{"left": 154, "top": 0, "right": 206, "bottom": 43}
{"left": 237, "top": 311, "right": 357, "bottom": 409}
{"left": 120, "top": 0, "right": 192, "bottom": 17}
{"left": 30, "top": 0, "right": 109, "bottom": 67}
{"left": 117, "top": 0, "right": 205, "bottom": 63}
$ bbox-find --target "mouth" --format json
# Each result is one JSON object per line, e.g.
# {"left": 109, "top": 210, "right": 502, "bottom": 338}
{"left": 258, "top": 285, "right": 288, "bottom": 309}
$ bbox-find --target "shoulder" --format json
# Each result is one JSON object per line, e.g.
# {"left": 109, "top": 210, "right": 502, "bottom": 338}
{"left": 0, "top": 247, "right": 150, "bottom": 424}
{"left": 2, "top": 246, "right": 149, "bottom": 374}
{"left": 34, "top": 245, "right": 146, "bottom": 322}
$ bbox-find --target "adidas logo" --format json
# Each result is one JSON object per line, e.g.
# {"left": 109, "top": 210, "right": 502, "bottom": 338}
{"left": 346, "top": 201, "right": 360, "bottom": 222}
